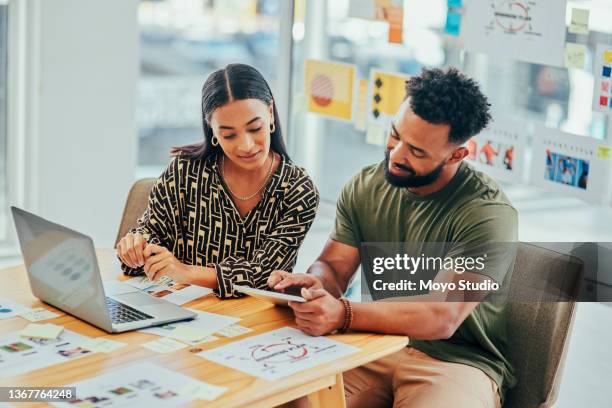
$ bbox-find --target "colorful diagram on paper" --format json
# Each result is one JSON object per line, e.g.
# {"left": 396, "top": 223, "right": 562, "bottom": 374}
{"left": 463, "top": 0, "right": 567, "bottom": 67}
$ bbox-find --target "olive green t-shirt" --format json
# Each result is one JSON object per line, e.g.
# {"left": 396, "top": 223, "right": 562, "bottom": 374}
{"left": 330, "top": 160, "right": 518, "bottom": 401}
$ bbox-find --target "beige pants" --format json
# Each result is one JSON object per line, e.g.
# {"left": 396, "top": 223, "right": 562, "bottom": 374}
{"left": 344, "top": 347, "right": 501, "bottom": 408}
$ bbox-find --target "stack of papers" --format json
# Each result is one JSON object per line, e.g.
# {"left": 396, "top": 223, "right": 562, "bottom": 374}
{"left": 139, "top": 309, "right": 239, "bottom": 344}
{"left": 125, "top": 276, "right": 213, "bottom": 305}
{"left": 0, "top": 298, "right": 30, "bottom": 319}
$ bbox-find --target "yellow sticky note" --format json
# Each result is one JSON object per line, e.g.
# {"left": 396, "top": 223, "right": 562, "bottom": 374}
{"left": 180, "top": 381, "right": 227, "bottom": 401}
{"left": 80, "top": 338, "right": 127, "bottom": 353}
{"left": 20, "top": 323, "right": 63, "bottom": 339}
{"left": 215, "top": 324, "right": 253, "bottom": 338}
{"left": 569, "top": 8, "right": 589, "bottom": 34}
{"left": 604, "top": 51, "right": 612, "bottom": 63}
{"left": 169, "top": 326, "right": 217, "bottom": 344}
{"left": 19, "top": 307, "right": 61, "bottom": 322}
{"left": 564, "top": 43, "right": 586, "bottom": 69}
{"left": 597, "top": 145, "right": 611, "bottom": 160}
{"left": 142, "top": 337, "right": 188, "bottom": 353}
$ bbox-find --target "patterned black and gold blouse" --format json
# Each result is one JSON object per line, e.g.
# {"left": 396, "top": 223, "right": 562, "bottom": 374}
{"left": 121, "top": 153, "right": 319, "bottom": 298}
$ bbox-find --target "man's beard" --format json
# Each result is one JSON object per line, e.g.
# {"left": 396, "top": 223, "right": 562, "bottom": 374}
{"left": 384, "top": 149, "right": 446, "bottom": 188}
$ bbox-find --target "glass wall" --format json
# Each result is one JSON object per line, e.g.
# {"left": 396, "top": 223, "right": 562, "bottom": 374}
{"left": 289, "top": 0, "right": 612, "bottom": 201}
{"left": 0, "top": 2, "right": 8, "bottom": 243}
{"left": 136, "top": 0, "right": 283, "bottom": 178}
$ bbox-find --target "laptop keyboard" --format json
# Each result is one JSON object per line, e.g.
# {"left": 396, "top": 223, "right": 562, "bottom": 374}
{"left": 106, "top": 297, "right": 153, "bottom": 324}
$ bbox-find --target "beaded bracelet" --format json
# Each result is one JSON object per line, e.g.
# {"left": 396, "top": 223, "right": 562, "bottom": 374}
{"left": 339, "top": 297, "right": 353, "bottom": 333}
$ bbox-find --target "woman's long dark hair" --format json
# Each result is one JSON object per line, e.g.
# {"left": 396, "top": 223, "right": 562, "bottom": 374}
{"left": 171, "top": 63, "right": 290, "bottom": 161}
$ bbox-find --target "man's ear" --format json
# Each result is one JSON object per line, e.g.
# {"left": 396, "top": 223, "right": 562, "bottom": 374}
{"left": 448, "top": 146, "right": 469, "bottom": 164}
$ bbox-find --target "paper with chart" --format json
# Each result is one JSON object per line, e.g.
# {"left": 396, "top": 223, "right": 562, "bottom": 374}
{"left": 593, "top": 43, "right": 612, "bottom": 115}
{"left": 530, "top": 125, "right": 612, "bottom": 204}
{"left": 0, "top": 298, "right": 29, "bottom": 319}
{"left": 139, "top": 309, "right": 239, "bottom": 343}
{"left": 51, "top": 362, "right": 226, "bottom": 407}
{"left": 463, "top": 0, "right": 567, "bottom": 67}
{"left": 197, "top": 327, "right": 359, "bottom": 380}
{"left": 0, "top": 329, "right": 92, "bottom": 377}
{"left": 466, "top": 118, "right": 526, "bottom": 183}
{"left": 125, "top": 275, "right": 212, "bottom": 305}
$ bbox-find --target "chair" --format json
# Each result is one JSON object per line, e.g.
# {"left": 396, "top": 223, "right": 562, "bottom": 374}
{"left": 114, "top": 178, "right": 156, "bottom": 246}
{"left": 504, "top": 243, "right": 582, "bottom": 408}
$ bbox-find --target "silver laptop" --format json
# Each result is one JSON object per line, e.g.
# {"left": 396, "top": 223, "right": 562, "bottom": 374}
{"left": 11, "top": 207, "right": 196, "bottom": 333}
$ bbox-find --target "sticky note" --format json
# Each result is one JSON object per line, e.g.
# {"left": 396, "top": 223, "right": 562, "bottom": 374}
{"left": 20, "top": 323, "right": 64, "bottom": 339}
{"left": 180, "top": 381, "right": 227, "bottom": 401}
{"left": 604, "top": 51, "right": 612, "bottom": 64}
{"left": 564, "top": 43, "right": 586, "bottom": 69}
{"left": 444, "top": 11, "right": 461, "bottom": 37}
{"left": 569, "top": 8, "right": 589, "bottom": 34}
{"left": 215, "top": 324, "right": 253, "bottom": 338}
{"left": 448, "top": 0, "right": 463, "bottom": 8}
{"left": 80, "top": 338, "right": 127, "bottom": 353}
{"left": 19, "top": 308, "right": 61, "bottom": 322}
{"left": 169, "top": 326, "right": 217, "bottom": 344}
{"left": 601, "top": 81, "right": 610, "bottom": 93}
{"left": 142, "top": 337, "right": 188, "bottom": 353}
{"left": 597, "top": 145, "right": 611, "bottom": 160}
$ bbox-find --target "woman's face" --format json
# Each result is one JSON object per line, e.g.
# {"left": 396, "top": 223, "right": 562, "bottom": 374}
{"left": 210, "top": 99, "right": 274, "bottom": 171}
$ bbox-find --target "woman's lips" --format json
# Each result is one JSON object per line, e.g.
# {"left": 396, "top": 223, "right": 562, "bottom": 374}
{"left": 238, "top": 151, "right": 262, "bottom": 162}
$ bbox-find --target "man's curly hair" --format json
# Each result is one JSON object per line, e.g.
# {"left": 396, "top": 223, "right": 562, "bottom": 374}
{"left": 405, "top": 67, "right": 491, "bottom": 145}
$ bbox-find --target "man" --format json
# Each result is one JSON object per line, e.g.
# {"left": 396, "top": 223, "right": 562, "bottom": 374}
{"left": 269, "top": 67, "right": 517, "bottom": 407}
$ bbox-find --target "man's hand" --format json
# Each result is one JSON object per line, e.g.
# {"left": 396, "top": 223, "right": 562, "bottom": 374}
{"left": 289, "top": 288, "right": 345, "bottom": 336}
{"left": 143, "top": 244, "right": 196, "bottom": 285}
{"left": 267, "top": 271, "right": 323, "bottom": 291}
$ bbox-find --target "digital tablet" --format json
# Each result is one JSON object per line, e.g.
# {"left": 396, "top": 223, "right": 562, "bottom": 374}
{"left": 234, "top": 285, "right": 306, "bottom": 305}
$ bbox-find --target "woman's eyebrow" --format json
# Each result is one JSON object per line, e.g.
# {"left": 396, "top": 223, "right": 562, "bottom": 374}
{"left": 219, "top": 116, "right": 262, "bottom": 130}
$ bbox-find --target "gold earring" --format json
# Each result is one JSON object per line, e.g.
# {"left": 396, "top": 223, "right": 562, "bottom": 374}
{"left": 270, "top": 122, "right": 276, "bottom": 133}
{"left": 211, "top": 135, "right": 219, "bottom": 146}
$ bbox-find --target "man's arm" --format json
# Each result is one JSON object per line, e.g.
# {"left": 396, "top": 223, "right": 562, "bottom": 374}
{"left": 306, "top": 239, "right": 361, "bottom": 298}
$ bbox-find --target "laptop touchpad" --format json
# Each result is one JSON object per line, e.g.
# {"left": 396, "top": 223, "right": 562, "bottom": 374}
{"left": 113, "top": 292, "right": 160, "bottom": 306}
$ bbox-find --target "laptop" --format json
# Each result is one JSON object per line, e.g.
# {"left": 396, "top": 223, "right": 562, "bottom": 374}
{"left": 11, "top": 207, "right": 196, "bottom": 333}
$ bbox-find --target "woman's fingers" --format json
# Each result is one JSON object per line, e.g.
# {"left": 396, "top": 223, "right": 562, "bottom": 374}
{"left": 116, "top": 239, "right": 130, "bottom": 267}
{"left": 133, "top": 233, "right": 146, "bottom": 265}
{"left": 124, "top": 233, "right": 139, "bottom": 267}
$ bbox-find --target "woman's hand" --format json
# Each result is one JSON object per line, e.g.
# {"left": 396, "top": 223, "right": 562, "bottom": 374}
{"left": 142, "top": 244, "right": 196, "bottom": 284}
{"left": 116, "top": 232, "right": 147, "bottom": 268}
{"left": 267, "top": 270, "right": 323, "bottom": 291}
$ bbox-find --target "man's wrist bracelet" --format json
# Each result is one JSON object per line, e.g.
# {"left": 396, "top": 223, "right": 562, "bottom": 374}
{"left": 339, "top": 297, "right": 353, "bottom": 333}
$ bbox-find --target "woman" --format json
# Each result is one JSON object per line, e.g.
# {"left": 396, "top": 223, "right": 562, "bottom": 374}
{"left": 116, "top": 64, "right": 319, "bottom": 298}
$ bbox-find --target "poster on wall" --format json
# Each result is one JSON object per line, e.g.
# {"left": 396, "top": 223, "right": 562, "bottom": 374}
{"left": 463, "top": 0, "right": 567, "bottom": 67}
{"left": 466, "top": 119, "right": 526, "bottom": 184}
{"left": 367, "top": 69, "right": 411, "bottom": 125}
{"left": 304, "top": 59, "right": 356, "bottom": 122}
{"left": 530, "top": 125, "right": 612, "bottom": 204}
{"left": 593, "top": 43, "right": 612, "bottom": 115}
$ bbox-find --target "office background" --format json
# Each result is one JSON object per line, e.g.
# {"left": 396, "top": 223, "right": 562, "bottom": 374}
{"left": 0, "top": 0, "right": 611, "bottom": 406}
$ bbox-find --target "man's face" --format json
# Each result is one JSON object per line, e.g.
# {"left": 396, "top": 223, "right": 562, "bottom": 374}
{"left": 384, "top": 99, "right": 463, "bottom": 188}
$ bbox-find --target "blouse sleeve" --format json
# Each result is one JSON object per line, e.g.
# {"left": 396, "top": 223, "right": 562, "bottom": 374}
{"left": 121, "top": 158, "right": 181, "bottom": 276}
{"left": 209, "top": 174, "right": 319, "bottom": 298}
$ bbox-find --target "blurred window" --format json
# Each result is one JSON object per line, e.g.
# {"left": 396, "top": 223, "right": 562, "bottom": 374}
{"left": 289, "top": 0, "right": 611, "bottom": 201}
{"left": 137, "top": 0, "right": 283, "bottom": 178}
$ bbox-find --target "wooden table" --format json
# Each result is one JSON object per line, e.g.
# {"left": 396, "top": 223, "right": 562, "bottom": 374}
{"left": 0, "top": 249, "right": 408, "bottom": 407}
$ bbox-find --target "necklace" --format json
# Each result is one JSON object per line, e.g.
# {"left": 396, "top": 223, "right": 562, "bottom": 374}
{"left": 220, "top": 152, "right": 275, "bottom": 201}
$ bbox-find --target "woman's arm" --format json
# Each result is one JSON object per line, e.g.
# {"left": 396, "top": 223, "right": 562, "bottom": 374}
{"left": 121, "top": 158, "right": 181, "bottom": 276}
